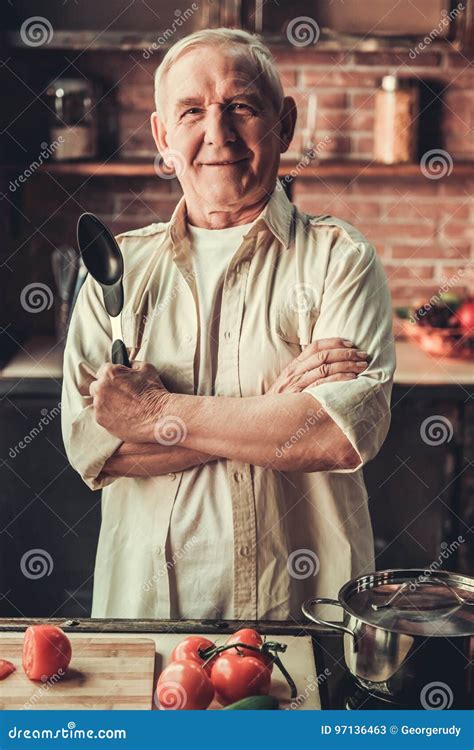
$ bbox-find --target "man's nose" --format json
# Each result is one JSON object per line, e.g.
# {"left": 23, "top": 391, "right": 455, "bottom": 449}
{"left": 203, "top": 108, "right": 237, "bottom": 147}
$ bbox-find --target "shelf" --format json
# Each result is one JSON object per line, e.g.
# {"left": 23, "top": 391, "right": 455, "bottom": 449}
{"left": 35, "top": 161, "right": 158, "bottom": 178}
{"left": 279, "top": 160, "right": 474, "bottom": 179}
{"left": 4, "top": 29, "right": 462, "bottom": 53}
{"left": 3, "top": 160, "right": 474, "bottom": 180}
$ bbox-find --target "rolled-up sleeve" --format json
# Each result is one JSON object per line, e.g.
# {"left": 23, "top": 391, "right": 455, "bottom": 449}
{"left": 61, "top": 273, "right": 123, "bottom": 490}
{"left": 303, "top": 237, "right": 396, "bottom": 472}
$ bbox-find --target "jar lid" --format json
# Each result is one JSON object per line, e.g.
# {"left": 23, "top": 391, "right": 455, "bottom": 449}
{"left": 339, "top": 569, "right": 474, "bottom": 637}
{"left": 381, "top": 75, "right": 413, "bottom": 92}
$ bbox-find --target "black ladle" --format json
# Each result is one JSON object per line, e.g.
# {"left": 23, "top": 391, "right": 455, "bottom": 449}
{"left": 76, "top": 212, "right": 130, "bottom": 367}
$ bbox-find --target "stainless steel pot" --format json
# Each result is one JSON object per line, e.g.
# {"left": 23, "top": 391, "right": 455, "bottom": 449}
{"left": 302, "top": 569, "right": 474, "bottom": 707}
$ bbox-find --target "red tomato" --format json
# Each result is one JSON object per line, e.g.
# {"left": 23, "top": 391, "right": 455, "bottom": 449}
{"left": 155, "top": 659, "right": 214, "bottom": 710}
{"left": 0, "top": 659, "right": 16, "bottom": 680}
{"left": 456, "top": 300, "right": 474, "bottom": 333}
{"left": 170, "top": 636, "right": 216, "bottom": 675}
{"left": 225, "top": 628, "right": 273, "bottom": 672}
{"left": 211, "top": 654, "right": 271, "bottom": 706}
{"left": 22, "top": 625, "right": 72, "bottom": 681}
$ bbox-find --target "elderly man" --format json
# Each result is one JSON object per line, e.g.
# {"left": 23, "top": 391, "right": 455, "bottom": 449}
{"left": 62, "top": 28, "right": 395, "bottom": 621}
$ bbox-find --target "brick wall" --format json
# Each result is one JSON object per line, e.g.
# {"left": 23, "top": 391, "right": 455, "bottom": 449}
{"left": 11, "top": 44, "right": 474, "bottom": 338}
{"left": 277, "top": 47, "right": 473, "bottom": 306}
{"left": 292, "top": 174, "right": 473, "bottom": 306}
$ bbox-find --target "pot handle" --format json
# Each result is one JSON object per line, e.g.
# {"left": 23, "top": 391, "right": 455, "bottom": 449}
{"left": 302, "top": 597, "right": 354, "bottom": 638}
{"left": 371, "top": 577, "right": 474, "bottom": 611}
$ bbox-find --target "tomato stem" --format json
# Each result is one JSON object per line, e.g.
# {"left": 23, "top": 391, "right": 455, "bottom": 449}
{"left": 199, "top": 641, "right": 285, "bottom": 665}
{"left": 270, "top": 654, "right": 297, "bottom": 700}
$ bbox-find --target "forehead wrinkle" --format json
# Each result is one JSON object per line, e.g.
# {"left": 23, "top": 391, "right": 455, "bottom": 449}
{"left": 168, "top": 50, "right": 268, "bottom": 102}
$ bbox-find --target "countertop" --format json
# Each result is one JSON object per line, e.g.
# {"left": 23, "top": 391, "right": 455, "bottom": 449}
{"left": 0, "top": 617, "right": 343, "bottom": 709}
{"left": 1, "top": 335, "right": 473, "bottom": 386}
{"left": 0, "top": 629, "right": 320, "bottom": 710}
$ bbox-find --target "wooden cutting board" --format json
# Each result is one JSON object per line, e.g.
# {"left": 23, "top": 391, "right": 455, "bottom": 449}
{"left": 0, "top": 636, "right": 156, "bottom": 709}
{"left": 0, "top": 631, "right": 320, "bottom": 710}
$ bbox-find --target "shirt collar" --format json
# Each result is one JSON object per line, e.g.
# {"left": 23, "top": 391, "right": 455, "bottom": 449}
{"left": 250, "top": 182, "right": 294, "bottom": 248}
{"left": 167, "top": 180, "right": 294, "bottom": 250}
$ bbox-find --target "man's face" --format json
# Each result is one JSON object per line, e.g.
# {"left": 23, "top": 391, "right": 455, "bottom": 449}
{"left": 151, "top": 46, "right": 293, "bottom": 212}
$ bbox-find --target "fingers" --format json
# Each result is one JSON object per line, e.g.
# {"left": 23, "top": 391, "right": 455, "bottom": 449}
{"left": 302, "top": 347, "right": 369, "bottom": 370}
{"left": 95, "top": 362, "right": 114, "bottom": 380}
{"left": 95, "top": 362, "right": 131, "bottom": 381}
{"left": 131, "top": 360, "right": 159, "bottom": 378}
{"left": 298, "top": 360, "right": 367, "bottom": 389}
{"left": 298, "top": 338, "right": 355, "bottom": 361}
{"left": 90, "top": 360, "right": 137, "bottom": 397}
{"left": 89, "top": 360, "right": 156, "bottom": 399}
{"left": 268, "top": 338, "right": 370, "bottom": 395}
{"left": 301, "top": 372, "right": 359, "bottom": 388}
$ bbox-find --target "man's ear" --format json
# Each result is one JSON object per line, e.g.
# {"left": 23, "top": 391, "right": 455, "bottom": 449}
{"left": 278, "top": 96, "right": 297, "bottom": 154}
{"left": 150, "top": 111, "right": 168, "bottom": 154}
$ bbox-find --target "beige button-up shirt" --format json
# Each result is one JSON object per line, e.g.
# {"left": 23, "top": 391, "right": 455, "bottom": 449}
{"left": 61, "top": 182, "right": 395, "bottom": 621}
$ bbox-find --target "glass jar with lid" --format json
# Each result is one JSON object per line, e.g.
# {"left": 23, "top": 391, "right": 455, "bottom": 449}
{"left": 374, "top": 75, "right": 419, "bottom": 164}
{"left": 46, "top": 78, "right": 98, "bottom": 161}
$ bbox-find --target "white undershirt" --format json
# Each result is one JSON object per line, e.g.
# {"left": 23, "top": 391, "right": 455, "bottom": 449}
{"left": 168, "top": 220, "right": 254, "bottom": 619}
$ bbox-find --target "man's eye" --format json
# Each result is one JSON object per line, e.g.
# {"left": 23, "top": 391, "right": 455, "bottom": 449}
{"left": 182, "top": 108, "right": 202, "bottom": 116}
{"left": 228, "top": 103, "right": 256, "bottom": 114}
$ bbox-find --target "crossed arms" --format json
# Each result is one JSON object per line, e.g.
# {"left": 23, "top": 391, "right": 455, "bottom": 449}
{"left": 100, "top": 338, "right": 366, "bottom": 479}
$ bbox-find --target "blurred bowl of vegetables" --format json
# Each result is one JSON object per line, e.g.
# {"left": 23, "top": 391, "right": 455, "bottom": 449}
{"left": 396, "top": 292, "right": 474, "bottom": 360}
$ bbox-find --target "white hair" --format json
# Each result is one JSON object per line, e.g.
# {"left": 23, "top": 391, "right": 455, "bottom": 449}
{"left": 154, "top": 27, "right": 285, "bottom": 117}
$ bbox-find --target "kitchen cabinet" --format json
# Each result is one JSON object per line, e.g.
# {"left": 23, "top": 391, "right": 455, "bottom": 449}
{"left": 3, "top": 1, "right": 473, "bottom": 51}
{"left": 244, "top": 0, "right": 473, "bottom": 53}
{"left": 0, "top": 387, "right": 99, "bottom": 619}
{"left": 459, "top": 401, "right": 474, "bottom": 573}
{"left": 365, "top": 390, "right": 471, "bottom": 573}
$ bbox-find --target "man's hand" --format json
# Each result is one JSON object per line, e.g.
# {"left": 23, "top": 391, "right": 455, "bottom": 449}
{"left": 266, "top": 338, "right": 368, "bottom": 395}
{"left": 89, "top": 361, "right": 170, "bottom": 443}
{"left": 91, "top": 339, "right": 367, "bottom": 471}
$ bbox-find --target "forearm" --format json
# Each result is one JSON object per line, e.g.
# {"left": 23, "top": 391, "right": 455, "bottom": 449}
{"left": 162, "top": 392, "right": 359, "bottom": 472}
{"left": 102, "top": 442, "right": 216, "bottom": 478}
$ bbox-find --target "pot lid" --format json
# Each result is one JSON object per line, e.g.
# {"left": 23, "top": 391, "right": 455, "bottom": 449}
{"left": 339, "top": 569, "right": 474, "bottom": 637}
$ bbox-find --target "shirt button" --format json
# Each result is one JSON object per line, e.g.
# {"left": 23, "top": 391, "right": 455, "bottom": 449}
{"left": 156, "top": 546, "right": 162, "bottom": 555}
{"left": 233, "top": 471, "right": 244, "bottom": 483}
{"left": 184, "top": 333, "right": 193, "bottom": 344}
{"left": 240, "top": 545, "right": 250, "bottom": 557}
{"left": 168, "top": 472, "right": 176, "bottom": 481}
{"left": 224, "top": 330, "right": 232, "bottom": 341}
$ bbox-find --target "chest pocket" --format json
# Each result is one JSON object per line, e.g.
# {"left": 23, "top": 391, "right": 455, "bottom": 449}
{"left": 274, "top": 303, "right": 320, "bottom": 347}
{"left": 120, "top": 311, "right": 144, "bottom": 350}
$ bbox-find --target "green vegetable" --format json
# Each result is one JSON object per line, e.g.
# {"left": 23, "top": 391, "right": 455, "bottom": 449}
{"left": 438, "top": 292, "right": 461, "bottom": 310}
{"left": 395, "top": 306, "right": 410, "bottom": 319}
{"left": 223, "top": 695, "right": 279, "bottom": 711}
